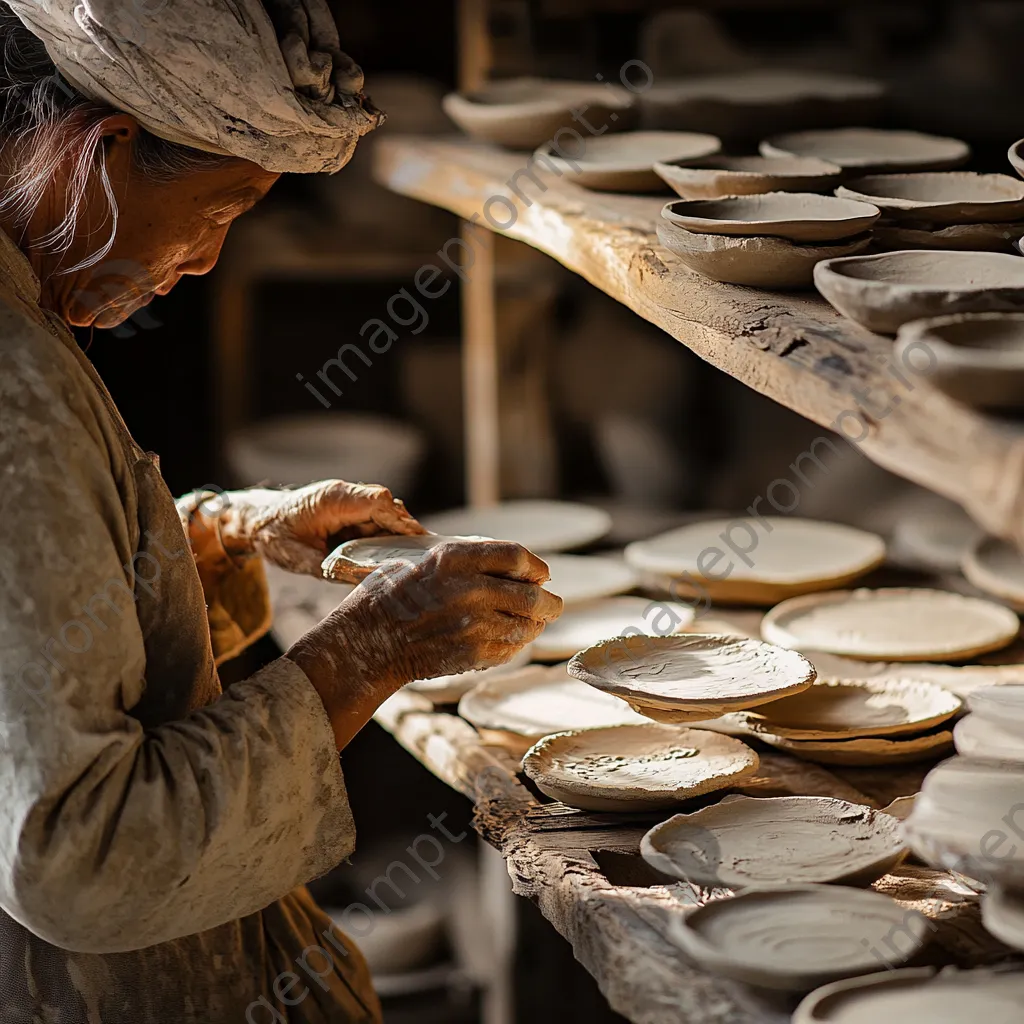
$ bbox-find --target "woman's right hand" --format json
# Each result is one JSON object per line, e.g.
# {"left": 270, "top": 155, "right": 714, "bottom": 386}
{"left": 285, "top": 540, "right": 563, "bottom": 749}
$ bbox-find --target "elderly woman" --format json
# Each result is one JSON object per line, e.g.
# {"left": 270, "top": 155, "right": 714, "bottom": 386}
{"left": 0, "top": 2, "right": 561, "bottom": 1021}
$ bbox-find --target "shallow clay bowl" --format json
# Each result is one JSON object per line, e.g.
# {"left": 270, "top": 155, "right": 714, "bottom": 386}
{"left": 739, "top": 678, "right": 961, "bottom": 740}
{"left": 542, "top": 554, "right": 639, "bottom": 606}
{"left": 663, "top": 193, "right": 879, "bottom": 243}
{"left": 537, "top": 130, "right": 720, "bottom": 192}
{"left": 624, "top": 516, "right": 885, "bottom": 606}
{"left": 654, "top": 154, "right": 842, "bottom": 200}
{"left": 962, "top": 533, "right": 1024, "bottom": 607}
{"left": 441, "top": 78, "right": 635, "bottom": 150}
{"left": 641, "top": 794, "right": 905, "bottom": 889}
{"left": 761, "top": 587, "right": 1019, "bottom": 662}
{"left": 667, "top": 885, "right": 927, "bottom": 992}
{"left": 761, "top": 128, "right": 971, "bottom": 174}
{"left": 752, "top": 727, "right": 955, "bottom": 767}
{"left": 982, "top": 885, "right": 1024, "bottom": 952}
{"left": 793, "top": 966, "right": 1024, "bottom": 1024}
{"left": 837, "top": 173, "right": 1024, "bottom": 227}
{"left": 953, "top": 713, "right": 1024, "bottom": 763}
{"left": 522, "top": 723, "right": 758, "bottom": 811}
{"left": 568, "top": 633, "right": 816, "bottom": 721}
{"left": 657, "top": 222, "right": 872, "bottom": 290}
{"left": 872, "top": 219, "right": 1024, "bottom": 254}
{"left": 813, "top": 250, "right": 1024, "bottom": 335}
{"left": 895, "top": 314, "right": 1024, "bottom": 409}
{"left": 1010, "top": 138, "right": 1024, "bottom": 180}
{"left": 323, "top": 533, "right": 488, "bottom": 581}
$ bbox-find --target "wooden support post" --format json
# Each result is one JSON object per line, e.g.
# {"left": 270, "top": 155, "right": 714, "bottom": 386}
{"left": 458, "top": 0, "right": 493, "bottom": 92}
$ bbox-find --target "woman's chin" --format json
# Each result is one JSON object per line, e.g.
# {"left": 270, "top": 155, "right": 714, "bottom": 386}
{"left": 67, "top": 294, "right": 153, "bottom": 328}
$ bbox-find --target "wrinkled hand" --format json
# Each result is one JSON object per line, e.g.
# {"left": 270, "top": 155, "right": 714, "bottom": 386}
{"left": 222, "top": 480, "right": 426, "bottom": 577}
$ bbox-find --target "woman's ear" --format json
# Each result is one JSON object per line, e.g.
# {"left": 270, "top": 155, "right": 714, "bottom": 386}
{"left": 100, "top": 113, "right": 142, "bottom": 182}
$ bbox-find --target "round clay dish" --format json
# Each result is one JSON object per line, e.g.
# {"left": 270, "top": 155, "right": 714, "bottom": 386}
{"left": 323, "top": 533, "right": 488, "bottom": 580}
{"left": 967, "top": 683, "right": 1024, "bottom": 730}
{"left": 954, "top": 713, "right": 1024, "bottom": 762}
{"left": 407, "top": 645, "right": 533, "bottom": 703}
{"left": 662, "top": 194, "right": 879, "bottom": 243}
{"left": 739, "top": 678, "right": 962, "bottom": 740}
{"left": 641, "top": 794, "right": 905, "bottom": 889}
{"left": 667, "top": 885, "right": 927, "bottom": 992}
{"left": 423, "top": 500, "right": 610, "bottom": 553}
{"left": 836, "top": 173, "right": 1024, "bottom": 226}
{"left": 982, "top": 886, "right": 1024, "bottom": 952}
{"left": 761, "top": 588, "right": 1019, "bottom": 662}
{"left": 568, "top": 634, "right": 815, "bottom": 717}
{"left": 753, "top": 727, "right": 955, "bottom": 767}
{"left": 657, "top": 221, "right": 872, "bottom": 289}
{"left": 533, "top": 595, "right": 693, "bottom": 661}
{"left": 793, "top": 966, "right": 1024, "bottom": 1024}
{"left": 814, "top": 250, "right": 1024, "bottom": 335}
{"left": 536, "top": 130, "right": 721, "bottom": 192}
{"left": 761, "top": 128, "right": 971, "bottom": 173}
{"left": 624, "top": 517, "right": 886, "bottom": 606}
{"left": 522, "top": 724, "right": 758, "bottom": 811}
{"left": 654, "top": 154, "right": 842, "bottom": 200}
{"left": 963, "top": 535, "right": 1024, "bottom": 609}
{"left": 542, "top": 554, "right": 638, "bottom": 606}
{"left": 872, "top": 219, "right": 1024, "bottom": 254}
{"left": 1010, "top": 138, "right": 1024, "bottom": 180}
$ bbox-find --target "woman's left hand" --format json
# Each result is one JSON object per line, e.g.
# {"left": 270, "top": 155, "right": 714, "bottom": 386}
{"left": 217, "top": 480, "right": 427, "bottom": 577}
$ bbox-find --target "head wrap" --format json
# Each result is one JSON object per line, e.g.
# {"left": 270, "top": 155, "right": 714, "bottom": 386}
{"left": 4, "top": 0, "right": 383, "bottom": 173}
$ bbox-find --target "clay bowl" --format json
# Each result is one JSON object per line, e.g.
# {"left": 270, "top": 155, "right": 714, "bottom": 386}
{"left": 654, "top": 154, "right": 843, "bottom": 200}
{"left": 322, "top": 533, "right": 488, "bottom": 581}
{"left": 441, "top": 77, "right": 635, "bottom": 150}
{"left": 872, "top": 219, "right": 1024, "bottom": 254}
{"left": 568, "top": 633, "right": 816, "bottom": 722}
{"left": 895, "top": 314, "right": 1024, "bottom": 409}
{"left": 1010, "top": 138, "right": 1024, "bottom": 180}
{"left": 953, "top": 713, "right": 1024, "bottom": 763}
{"left": 642, "top": 795, "right": 905, "bottom": 890}
{"left": 522, "top": 723, "right": 759, "bottom": 811}
{"left": 837, "top": 173, "right": 1024, "bottom": 227}
{"left": 666, "top": 885, "right": 928, "bottom": 992}
{"left": 761, "top": 128, "right": 971, "bottom": 174}
{"left": 761, "top": 587, "right": 1020, "bottom": 662}
{"left": 536, "top": 130, "right": 721, "bottom": 192}
{"left": 751, "top": 727, "right": 955, "bottom": 767}
{"left": 657, "top": 221, "right": 872, "bottom": 289}
{"left": 533, "top": 595, "right": 693, "bottom": 662}
{"left": 624, "top": 516, "right": 886, "bottom": 606}
{"left": 982, "top": 885, "right": 1024, "bottom": 951}
{"left": 793, "top": 966, "right": 1024, "bottom": 1024}
{"left": 662, "top": 193, "right": 879, "bottom": 243}
{"left": 962, "top": 533, "right": 1024, "bottom": 607}
{"left": 813, "top": 251, "right": 1024, "bottom": 335}
{"left": 542, "top": 554, "right": 639, "bottom": 606}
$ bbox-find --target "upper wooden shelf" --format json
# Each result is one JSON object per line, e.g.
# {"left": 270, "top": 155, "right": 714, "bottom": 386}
{"left": 374, "top": 135, "right": 1024, "bottom": 548}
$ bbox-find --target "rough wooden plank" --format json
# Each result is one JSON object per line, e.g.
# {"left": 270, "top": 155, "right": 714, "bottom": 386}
{"left": 374, "top": 137, "right": 1024, "bottom": 549}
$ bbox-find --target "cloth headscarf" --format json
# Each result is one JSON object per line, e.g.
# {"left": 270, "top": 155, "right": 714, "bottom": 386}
{"left": 5, "top": 0, "right": 383, "bottom": 173}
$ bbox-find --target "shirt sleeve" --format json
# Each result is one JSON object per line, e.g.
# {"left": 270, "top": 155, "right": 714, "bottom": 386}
{"left": 0, "top": 330, "right": 355, "bottom": 954}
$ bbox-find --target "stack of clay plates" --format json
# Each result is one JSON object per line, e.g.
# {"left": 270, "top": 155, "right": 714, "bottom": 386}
{"left": 624, "top": 516, "right": 886, "bottom": 606}
{"left": 659, "top": 193, "right": 879, "bottom": 288}
{"left": 734, "top": 677, "right": 962, "bottom": 766}
{"left": 568, "top": 633, "right": 816, "bottom": 724}
{"left": 836, "top": 172, "right": 1024, "bottom": 253}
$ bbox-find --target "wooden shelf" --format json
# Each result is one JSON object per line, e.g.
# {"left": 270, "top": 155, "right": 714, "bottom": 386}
{"left": 374, "top": 135, "right": 1024, "bottom": 547}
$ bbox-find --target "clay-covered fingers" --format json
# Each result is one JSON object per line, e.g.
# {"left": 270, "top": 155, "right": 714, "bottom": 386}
{"left": 483, "top": 577, "right": 563, "bottom": 623}
{"left": 429, "top": 539, "right": 550, "bottom": 585}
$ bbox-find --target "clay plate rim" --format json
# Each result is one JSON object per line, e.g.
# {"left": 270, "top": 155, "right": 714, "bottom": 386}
{"left": 895, "top": 313, "right": 1024, "bottom": 371}
{"left": 752, "top": 726, "right": 955, "bottom": 766}
{"left": 961, "top": 534, "right": 1024, "bottom": 608}
{"left": 1009, "top": 138, "right": 1024, "bottom": 180}
{"left": 443, "top": 78, "right": 634, "bottom": 118}
{"left": 813, "top": 249, "right": 1024, "bottom": 294}
{"left": 836, "top": 172, "right": 1024, "bottom": 220}
{"left": 537, "top": 129, "right": 721, "bottom": 173}
{"left": 760, "top": 127, "right": 971, "bottom": 171}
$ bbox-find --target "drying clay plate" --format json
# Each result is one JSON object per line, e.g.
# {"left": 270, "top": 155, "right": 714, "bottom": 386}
{"left": 662, "top": 193, "right": 879, "bottom": 243}
{"left": 752, "top": 727, "right": 955, "bottom": 767}
{"left": 793, "top": 966, "right": 1024, "bottom": 1024}
{"left": 963, "top": 535, "right": 1024, "bottom": 609}
{"left": 522, "top": 724, "right": 758, "bottom": 811}
{"left": 837, "top": 173, "right": 1024, "bottom": 227}
{"left": 441, "top": 77, "right": 635, "bottom": 150}
{"left": 407, "top": 645, "right": 533, "bottom": 703}
{"left": 872, "top": 219, "right": 1024, "bottom": 254}
{"left": 1010, "top": 138, "right": 1024, "bottom": 180}
{"left": 537, "top": 130, "right": 721, "bottom": 192}
{"left": 322, "top": 533, "right": 489, "bottom": 580}
{"left": 542, "top": 554, "right": 638, "bottom": 606}
{"left": 654, "top": 155, "right": 842, "bottom": 200}
{"left": 982, "top": 886, "right": 1024, "bottom": 952}
{"left": 814, "top": 250, "right": 1024, "bottom": 335}
{"left": 761, "top": 128, "right": 971, "bottom": 173}
{"left": 423, "top": 500, "right": 611, "bottom": 552}
{"left": 624, "top": 517, "right": 886, "bottom": 605}
{"left": 657, "top": 221, "right": 872, "bottom": 289}
{"left": 967, "top": 683, "right": 1024, "bottom": 729}
{"left": 761, "top": 588, "right": 1019, "bottom": 661}
{"left": 568, "top": 634, "right": 815, "bottom": 719}
{"left": 739, "top": 678, "right": 962, "bottom": 740}
{"left": 667, "top": 884, "right": 926, "bottom": 992}
{"left": 641, "top": 795, "right": 905, "bottom": 889}
{"left": 954, "top": 712, "right": 1024, "bottom": 762}
{"left": 533, "top": 595, "right": 693, "bottom": 661}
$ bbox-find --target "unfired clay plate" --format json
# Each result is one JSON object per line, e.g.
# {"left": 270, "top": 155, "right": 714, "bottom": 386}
{"left": 542, "top": 554, "right": 638, "bottom": 606}
{"left": 533, "top": 595, "right": 693, "bottom": 661}
{"left": 667, "top": 886, "right": 926, "bottom": 992}
{"left": 761, "top": 588, "right": 1019, "bottom": 662}
{"left": 624, "top": 517, "right": 886, "bottom": 605}
{"left": 963, "top": 535, "right": 1024, "bottom": 610}
{"left": 654, "top": 154, "right": 842, "bottom": 200}
{"left": 982, "top": 886, "right": 1024, "bottom": 952}
{"left": 323, "top": 533, "right": 488, "bottom": 580}
{"left": 761, "top": 128, "right": 971, "bottom": 173}
{"left": 967, "top": 683, "right": 1024, "bottom": 729}
{"left": 872, "top": 219, "right": 1024, "bottom": 254}
{"left": 423, "top": 500, "right": 611, "bottom": 552}
{"left": 1010, "top": 138, "right": 1024, "bottom": 180}
{"left": 568, "top": 634, "right": 815, "bottom": 719}
{"left": 793, "top": 966, "right": 1024, "bottom": 1024}
{"left": 753, "top": 727, "right": 955, "bottom": 767}
{"left": 954, "top": 713, "right": 1024, "bottom": 762}
{"left": 522, "top": 724, "right": 758, "bottom": 811}
{"left": 739, "top": 678, "right": 962, "bottom": 740}
{"left": 407, "top": 645, "right": 533, "bottom": 703}
{"left": 642, "top": 795, "right": 905, "bottom": 890}
{"left": 662, "top": 194, "right": 879, "bottom": 243}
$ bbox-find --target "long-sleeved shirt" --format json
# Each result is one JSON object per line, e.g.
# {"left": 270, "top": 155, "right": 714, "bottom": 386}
{"left": 0, "top": 228, "right": 380, "bottom": 1022}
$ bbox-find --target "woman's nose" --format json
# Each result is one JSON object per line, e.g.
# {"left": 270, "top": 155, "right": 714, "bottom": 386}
{"left": 177, "top": 229, "right": 230, "bottom": 277}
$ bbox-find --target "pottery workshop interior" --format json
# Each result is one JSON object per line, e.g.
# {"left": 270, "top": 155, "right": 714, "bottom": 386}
{"left": 6, "top": 0, "right": 1024, "bottom": 1022}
